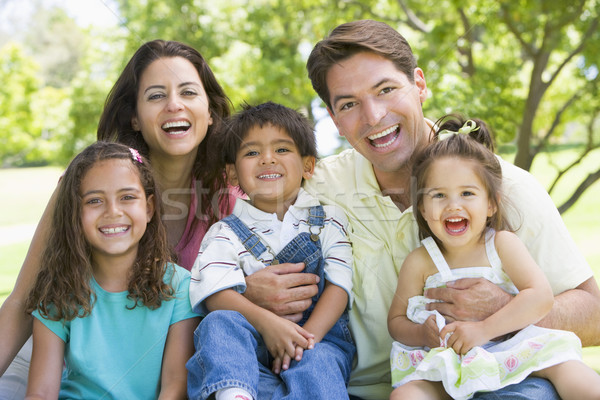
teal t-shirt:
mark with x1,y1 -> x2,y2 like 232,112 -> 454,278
32,264 -> 198,399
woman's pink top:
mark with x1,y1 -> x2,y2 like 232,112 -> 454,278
174,183 -> 238,270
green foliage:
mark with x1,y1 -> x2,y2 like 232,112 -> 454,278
2,0 -> 599,207
0,43 -> 43,166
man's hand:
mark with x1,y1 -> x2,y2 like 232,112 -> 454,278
425,278 -> 512,322
243,262 -> 319,323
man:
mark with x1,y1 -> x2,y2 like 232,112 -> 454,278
302,19 -> 600,399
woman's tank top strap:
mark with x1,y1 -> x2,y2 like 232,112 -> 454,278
484,228 -> 502,271
421,237 -> 454,280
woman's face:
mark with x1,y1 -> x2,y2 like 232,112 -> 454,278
132,56 -> 213,164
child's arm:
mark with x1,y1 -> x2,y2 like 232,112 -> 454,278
158,316 -> 200,399
388,248 -> 442,349
205,289 -> 314,368
441,231 -> 554,354
25,318 -> 64,400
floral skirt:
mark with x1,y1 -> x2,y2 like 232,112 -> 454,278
390,325 -> 581,400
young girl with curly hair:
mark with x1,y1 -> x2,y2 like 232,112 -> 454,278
25,142 -> 199,399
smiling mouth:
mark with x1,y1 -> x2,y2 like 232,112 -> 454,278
445,218 -> 468,234
100,226 -> 129,235
367,125 -> 399,148
258,173 -> 282,179
161,121 -> 191,135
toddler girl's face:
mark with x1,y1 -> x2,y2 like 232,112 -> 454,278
80,159 -> 154,265
227,124 -> 314,215
419,156 -> 496,249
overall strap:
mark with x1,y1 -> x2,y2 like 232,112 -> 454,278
221,214 -> 267,260
421,237 -> 454,281
307,205 -> 325,242
484,228 -> 502,270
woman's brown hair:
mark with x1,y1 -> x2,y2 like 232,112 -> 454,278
97,40 -> 232,242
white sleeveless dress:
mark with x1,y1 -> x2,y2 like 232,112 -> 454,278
390,229 -> 582,399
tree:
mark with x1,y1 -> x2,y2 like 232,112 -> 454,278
66,0 -> 600,212
24,6 -> 85,88
0,43 -> 42,166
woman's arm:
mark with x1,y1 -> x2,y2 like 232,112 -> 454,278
158,317 -> 200,400
0,186 -> 58,375
24,318 -> 64,400
387,249 -> 441,349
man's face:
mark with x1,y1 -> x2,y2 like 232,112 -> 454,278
326,51 -> 430,175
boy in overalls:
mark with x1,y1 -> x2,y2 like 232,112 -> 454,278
187,102 -> 355,400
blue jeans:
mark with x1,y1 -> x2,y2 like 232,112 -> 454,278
472,377 -> 559,399
346,377 -> 559,400
187,310 -> 355,400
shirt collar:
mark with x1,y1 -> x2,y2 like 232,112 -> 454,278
232,187 -> 318,224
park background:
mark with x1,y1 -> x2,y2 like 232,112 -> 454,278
1,0 -> 599,371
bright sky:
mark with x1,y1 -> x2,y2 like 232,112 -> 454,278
51,0 -> 120,27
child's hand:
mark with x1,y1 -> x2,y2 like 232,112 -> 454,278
272,337 -> 315,374
421,314 -> 442,348
261,315 -> 314,372
440,321 -> 489,355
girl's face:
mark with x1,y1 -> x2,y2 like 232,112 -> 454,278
226,124 -> 315,217
419,156 -> 496,250
131,56 -> 213,164
80,159 -> 154,266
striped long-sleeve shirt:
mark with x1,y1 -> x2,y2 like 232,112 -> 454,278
189,188 -> 353,316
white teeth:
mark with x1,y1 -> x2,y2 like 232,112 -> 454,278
100,226 -> 128,234
446,218 -> 464,222
368,125 -> 398,140
258,174 -> 281,179
162,121 -> 191,130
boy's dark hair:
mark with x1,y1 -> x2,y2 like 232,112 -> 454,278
220,101 -> 318,165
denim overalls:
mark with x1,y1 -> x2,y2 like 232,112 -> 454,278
187,206 -> 356,400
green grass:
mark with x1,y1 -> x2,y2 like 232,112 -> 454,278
0,166 -> 61,304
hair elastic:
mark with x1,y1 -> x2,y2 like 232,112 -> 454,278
129,148 -> 143,163
438,119 -> 480,141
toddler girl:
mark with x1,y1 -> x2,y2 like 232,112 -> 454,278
387,115 -> 600,400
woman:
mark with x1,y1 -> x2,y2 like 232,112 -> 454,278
0,40 -> 318,398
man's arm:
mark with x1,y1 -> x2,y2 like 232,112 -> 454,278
536,277 -> 600,346
426,276 -> 600,346
243,262 -> 319,323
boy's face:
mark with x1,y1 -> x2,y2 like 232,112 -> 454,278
227,124 -> 315,215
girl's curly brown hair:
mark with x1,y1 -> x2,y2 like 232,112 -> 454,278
26,141 -> 175,321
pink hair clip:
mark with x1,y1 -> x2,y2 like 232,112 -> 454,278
129,148 -> 143,163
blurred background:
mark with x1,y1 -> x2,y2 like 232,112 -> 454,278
0,0 -> 599,368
